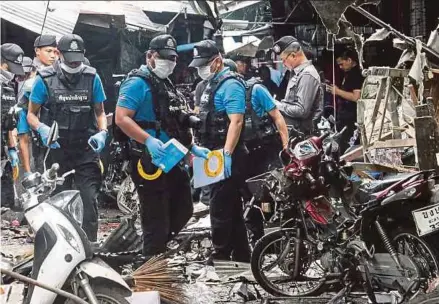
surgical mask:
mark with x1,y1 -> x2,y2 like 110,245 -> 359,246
151,58 -> 176,79
197,64 -> 215,81
60,59 -> 84,74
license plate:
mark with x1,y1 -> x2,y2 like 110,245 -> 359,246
412,203 -> 439,236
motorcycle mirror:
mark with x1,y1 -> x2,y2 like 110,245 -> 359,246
47,122 -> 59,147
279,150 -> 292,167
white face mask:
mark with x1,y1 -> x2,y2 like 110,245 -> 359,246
60,60 -> 84,74
152,58 -> 176,79
197,64 -> 215,81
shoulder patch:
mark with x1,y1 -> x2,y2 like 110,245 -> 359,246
82,65 -> 97,75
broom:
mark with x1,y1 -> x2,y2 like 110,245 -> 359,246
127,255 -> 189,304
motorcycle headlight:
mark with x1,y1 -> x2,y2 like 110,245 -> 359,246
47,190 -> 84,227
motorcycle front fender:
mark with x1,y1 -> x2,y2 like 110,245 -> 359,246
79,257 -> 131,294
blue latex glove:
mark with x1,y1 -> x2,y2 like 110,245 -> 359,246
224,153 -> 232,178
145,137 -> 165,159
191,145 -> 210,160
8,149 -> 19,167
88,130 -> 108,153
23,171 -> 32,178
37,123 -> 60,149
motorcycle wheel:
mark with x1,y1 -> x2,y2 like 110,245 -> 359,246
64,283 -> 130,304
392,230 -> 439,285
251,228 -> 326,297
117,176 -> 139,215
408,290 -> 439,303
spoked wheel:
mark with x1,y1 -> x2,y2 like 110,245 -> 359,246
251,229 -> 326,297
393,232 -> 439,289
64,283 -> 130,304
117,176 -> 139,215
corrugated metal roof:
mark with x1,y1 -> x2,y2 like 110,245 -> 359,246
1,1 -> 80,39
1,1 -> 165,37
79,1 -> 164,32
131,1 -> 200,15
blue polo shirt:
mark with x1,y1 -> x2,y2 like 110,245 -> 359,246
212,67 -> 246,114
251,84 -> 276,117
30,74 -> 106,105
116,65 -> 171,142
17,93 -> 30,135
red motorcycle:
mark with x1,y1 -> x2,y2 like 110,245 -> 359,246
249,129 -> 439,299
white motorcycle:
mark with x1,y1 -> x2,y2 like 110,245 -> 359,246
13,122 -> 132,304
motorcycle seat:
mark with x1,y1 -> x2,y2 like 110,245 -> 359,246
354,173 -> 412,205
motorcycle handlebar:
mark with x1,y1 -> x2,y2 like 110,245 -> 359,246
305,172 -> 316,185
47,163 -> 59,180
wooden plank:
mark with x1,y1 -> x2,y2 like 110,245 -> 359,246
416,104 -> 431,117
414,116 -> 439,171
341,146 -> 363,161
377,77 -> 392,141
367,77 -> 387,144
371,138 -> 416,149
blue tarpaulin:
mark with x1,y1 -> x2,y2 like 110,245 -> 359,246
177,43 -> 196,52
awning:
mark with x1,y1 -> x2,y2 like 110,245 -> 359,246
1,1 -> 80,39
223,36 -> 261,57
1,1 -> 165,38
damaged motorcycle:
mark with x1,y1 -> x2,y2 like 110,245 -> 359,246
249,129 -> 439,302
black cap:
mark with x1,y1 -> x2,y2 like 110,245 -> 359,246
148,34 -> 177,58
272,36 -> 301,55
57,34 -> 85,63
1,43 -> 25,75
189,40 -> 220,68
34,35 -> 57,48
22,57 -> 34,73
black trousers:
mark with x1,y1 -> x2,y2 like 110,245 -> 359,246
131,155 -> 193,257
245,141 -> 283,245
43,141 -> 102,242
1,160 -> 15,208
209,147 -> 251,262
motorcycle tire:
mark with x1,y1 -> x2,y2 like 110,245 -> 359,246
408,290 -> 439,304
390,227 -> 439,285
64,282 -> 130,304
251,228 -> 326,297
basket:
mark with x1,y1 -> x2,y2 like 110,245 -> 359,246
246,169 -> 290,201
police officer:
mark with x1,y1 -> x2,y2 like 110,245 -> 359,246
33,35 -> 58,69
190,40 -> 251,262
17,35 -> 58,177
220,59 -> 289,245
272,36 -> 323,135
27,34 -> 108,242
1,43 -> 25,208
115,34 -> 210,258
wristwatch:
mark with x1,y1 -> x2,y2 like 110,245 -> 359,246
224,150 -> 232,157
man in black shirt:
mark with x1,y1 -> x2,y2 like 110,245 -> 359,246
327,49 -> 364,153
259,65 -> 279,97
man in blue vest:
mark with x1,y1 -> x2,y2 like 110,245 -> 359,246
190,40 -> 251,262
115,34 -> 210,258
27,34 -> 108,242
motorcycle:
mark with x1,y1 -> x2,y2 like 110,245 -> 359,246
5,122 -> 132,304
249,129 -> 439,300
